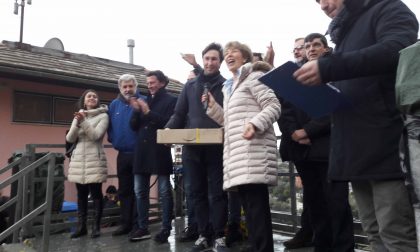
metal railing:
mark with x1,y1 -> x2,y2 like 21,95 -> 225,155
0,142 -> 368,250
0,150 -> 57,252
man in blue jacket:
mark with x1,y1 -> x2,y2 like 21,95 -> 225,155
166,42 -> 228,252
295,0 -> 419,251
108,74 -> 144,236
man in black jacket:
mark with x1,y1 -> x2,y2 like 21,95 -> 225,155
166,42 -> 228,252
280,33 -> 354,252
280,37 -> 314,250
129,70 -> 177,244
296,1 -> 419,251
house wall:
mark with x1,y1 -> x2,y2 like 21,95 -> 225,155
0,77 -> 120,203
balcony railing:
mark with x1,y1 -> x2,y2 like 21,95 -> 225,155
0,143 -> 369,251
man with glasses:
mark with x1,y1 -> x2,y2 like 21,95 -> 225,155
278,37 -> 313,250
292,38 -> 307,67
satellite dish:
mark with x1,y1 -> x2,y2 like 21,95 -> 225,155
44,38 -> 64,51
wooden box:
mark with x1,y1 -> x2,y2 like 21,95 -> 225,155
157,128 -> 223,145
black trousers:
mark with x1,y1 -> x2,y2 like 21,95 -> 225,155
238,184 -> 274,252
184,145 -> 227,239
116,152 -> 137,230
75,183 -> 103,205
294,165 -> 313,239
296,161 -> 355,252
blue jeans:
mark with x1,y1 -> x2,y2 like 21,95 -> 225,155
134,174 -> 173,231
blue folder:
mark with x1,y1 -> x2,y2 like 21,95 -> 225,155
259,61 -> 351,118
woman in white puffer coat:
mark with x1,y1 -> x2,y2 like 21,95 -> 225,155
66,89 -> 109,239
204,41 -> 281,252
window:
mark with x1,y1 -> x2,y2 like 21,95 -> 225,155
13,91 -> 78,125
54,97 -> 78,124
14,92 -> 52,123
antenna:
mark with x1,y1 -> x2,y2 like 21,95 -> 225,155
13,1 -> 18,14
13,0 -> 32,43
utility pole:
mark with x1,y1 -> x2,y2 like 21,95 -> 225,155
14,0 -> 32,43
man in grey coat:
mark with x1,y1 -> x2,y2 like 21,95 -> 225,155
295,0 -> 419,251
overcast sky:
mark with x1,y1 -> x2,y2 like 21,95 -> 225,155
0,0 -> 419,82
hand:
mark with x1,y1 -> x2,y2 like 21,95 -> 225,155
74,111 -> 86,125
242,123 -> 256,140
201,92 -> 215,109
298,138 -> 311,145
128,97 -> 141,111
264,41 -> 275,66
181,53 -> 198,67
137,99 -> 151,114
291,129 -> 308,142
293,60 -> 322,86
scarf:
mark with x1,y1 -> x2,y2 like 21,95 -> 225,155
327,7 -> 349,45
328,0 -> 382,45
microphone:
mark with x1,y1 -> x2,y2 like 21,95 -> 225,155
202,83 -> 209,110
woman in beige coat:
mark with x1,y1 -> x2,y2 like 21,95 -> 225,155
204,41 -> 281,252
66,89 -> 109,239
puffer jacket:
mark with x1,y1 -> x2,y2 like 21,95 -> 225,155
207,62 -> 281,190
66,105 -> 109,184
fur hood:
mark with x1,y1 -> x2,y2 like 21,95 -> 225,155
238,62 -> 273,84
252,61 -> 273,73
82,104 -> 108,117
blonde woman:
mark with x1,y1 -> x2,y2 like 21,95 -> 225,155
66,89 -> 109,239
204,41 -> 281,252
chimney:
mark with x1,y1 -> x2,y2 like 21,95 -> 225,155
127,39 -> 135,64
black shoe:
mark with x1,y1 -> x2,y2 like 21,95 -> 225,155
177,225 -> 199,242
154,229 -> 171,244
188,235 -> 211,252
91,227 -> 100,238
283,233 -> 313,249
129,228 -> 151,242
70,225 -> 87,239
112,226 -> 131,236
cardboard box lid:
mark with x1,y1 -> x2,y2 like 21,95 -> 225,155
157,128 -> 223,145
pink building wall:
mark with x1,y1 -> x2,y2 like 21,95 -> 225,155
0,78 -> 120,202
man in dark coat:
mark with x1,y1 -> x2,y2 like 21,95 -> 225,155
279,37 -> 314,250
129,70 -> 177,244
166,42 -> 228,252
295,0 -> 419,251
280,33 -> 354,252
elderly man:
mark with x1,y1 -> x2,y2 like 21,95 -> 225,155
107,74 -> 144,236
295,0 -> 419,251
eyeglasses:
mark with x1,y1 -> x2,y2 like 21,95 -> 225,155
292,45 -> 304,53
